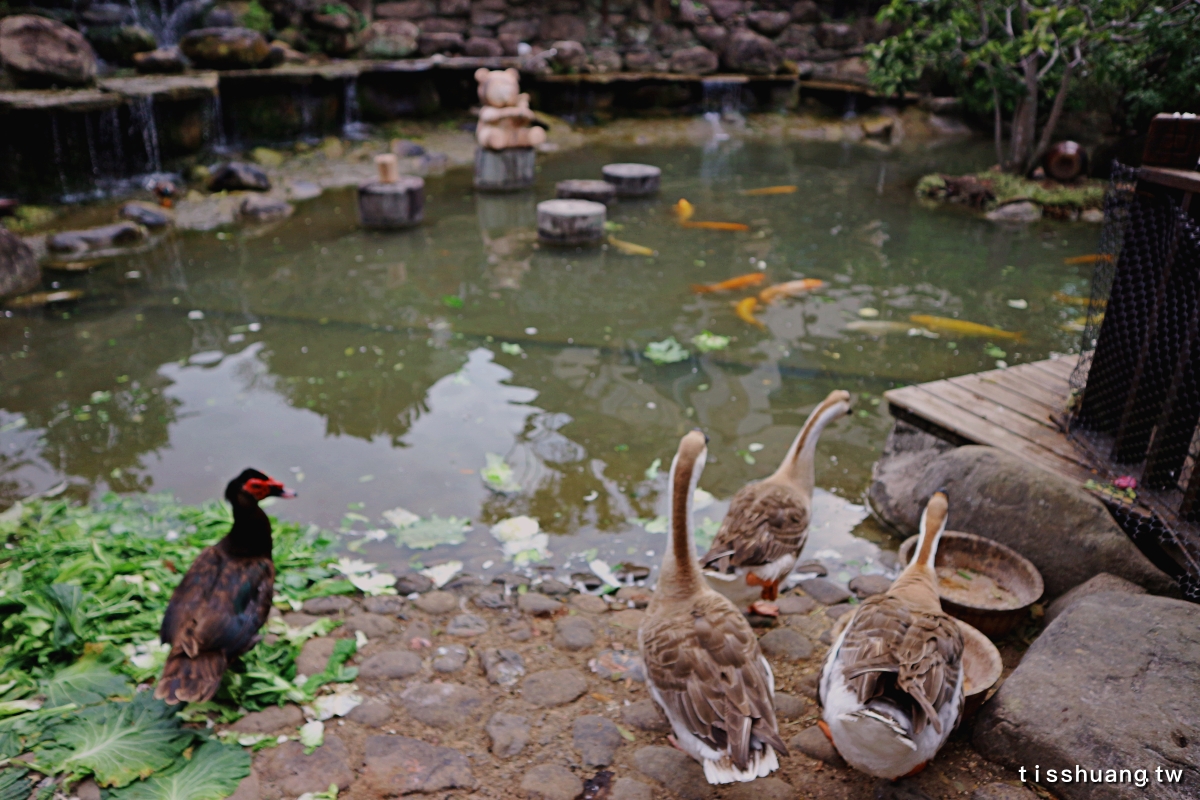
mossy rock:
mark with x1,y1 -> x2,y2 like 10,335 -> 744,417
917,170 -> 1104,214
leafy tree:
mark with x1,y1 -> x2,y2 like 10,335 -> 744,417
866,0 -> 1188,174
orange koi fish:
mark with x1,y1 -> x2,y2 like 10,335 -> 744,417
682,220 -> 751,231
758,278 -> 825,304
909,314 -> 1024,341
691,273 -> 767,294
607,235 -> 655,256
1063,254 -> 1113,265
1052,291 -> 1106,308
735,296 -> 765,329
740,185 -> 798,196
675,198 -> 695,222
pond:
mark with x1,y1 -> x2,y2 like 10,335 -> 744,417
0,129 -> 1098,590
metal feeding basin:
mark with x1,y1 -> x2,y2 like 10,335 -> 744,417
898,530 -> 1044,638
957,618 -> 1003,718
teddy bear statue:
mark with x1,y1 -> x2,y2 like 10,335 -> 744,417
475,68 -> 547,150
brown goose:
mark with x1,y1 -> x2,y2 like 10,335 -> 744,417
701,389 -> 852,614
818,490 -> 965,779
640,430 -> 788,784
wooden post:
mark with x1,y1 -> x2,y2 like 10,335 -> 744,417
601,163 -> 661,197
537,199 -> 606,246
358,157 -> 425,229
475,147 -> 536,192
556,179 -> 617,205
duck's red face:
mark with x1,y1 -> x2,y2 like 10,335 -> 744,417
243,477 -> 295,501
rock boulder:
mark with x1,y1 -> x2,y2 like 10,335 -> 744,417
85,25 -> 157,65
0,15 -> 98,87
209,162 -> 272,192
973,593 -> 1200,799
363,19 -> 419,58
869,430 -> 1174,597
722,30 -> 780,75
669,45 -> 717,75
0,228 -> 40,301
180,27 -> 270,69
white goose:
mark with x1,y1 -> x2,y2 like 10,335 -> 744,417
818,490 -> 964,779
640,430 -> 788,784
701,390 -> 852,615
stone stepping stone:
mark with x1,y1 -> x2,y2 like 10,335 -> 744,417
301,595 -> 355,615
537,199 -> 606,246
553,615 -> 596,651
396,572 -> 433,594
571,594 -> 608,613
399,682 -> 485,729
363,595 -> 408,615
446,612 -> 489,636
776,594 -> 816,616
473,590 -> 512,609
773,691 -> 807,720
589,649 -> 645,682
848,573 -> 892,598
481,648 -> 525,686
556,178 -> 617,204
346,699 -> 392,727
414,590 -> 458,614
825,602 -> 855,619
362,735 -> 477,794
230,704 -> 302,733
759,628 -> 813,660
432,643 -> 469,673
404,620 -> 433,649
573,715 -> 624,766
517,593 -> 562,616
520,764 -> 581,800
359,649 -> 423,679
724,777 -> 796,800
611,778 -> 653,800
297,637 -> 336,676
633,746 -> 713,800
798,577 -> 852,605
601,163 -> 661,197
789,726 -> 844,766
522,669 -> 587,707
345,612 -> 397,637
474,146 -> 535,191
358,167 -> 425,230
256,736 -> 353,798
622,699 -> 669,732
486,712 -> 530,757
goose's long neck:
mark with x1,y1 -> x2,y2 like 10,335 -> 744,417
222,494 -> 273,558
890,492 -> 948,608
773,395 -> 848,490
660,447 -> 705,598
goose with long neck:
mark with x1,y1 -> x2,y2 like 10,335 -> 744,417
818,491 -> 965,779
640,430 -> 788,785
701,389 -> 852,615
156,468 -> 295,704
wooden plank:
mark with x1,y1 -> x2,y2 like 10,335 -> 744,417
1139,166 -> 1200,195
1027,356 -> 1078,380
919,382 -> 1089,466
1018,363 -> 1074,398
950,373 -> 1058,425
885,388 -> 1095,484
975,368 -> 1067,410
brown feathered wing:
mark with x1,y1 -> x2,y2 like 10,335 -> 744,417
642,592 -> 787,770
701,482 -> 808,573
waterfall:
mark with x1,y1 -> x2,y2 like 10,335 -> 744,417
703,111 -> 730,143
158,0 -> 214,45
700,78 -> 749,121
210,92 -> 228,151
343,76 -> 369,139
132,97 -> 162,173
50,113 -> 69,198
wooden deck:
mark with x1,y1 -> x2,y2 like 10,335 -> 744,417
884,355 -> 1099,486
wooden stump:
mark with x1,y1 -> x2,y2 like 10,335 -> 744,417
475,146 -> 536,192
537,199 -> 606,246
601,163 -> 661,197
556,179 -> 617,205
358,175 -> 425,229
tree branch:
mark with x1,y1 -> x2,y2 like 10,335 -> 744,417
1029,50 -> 1081,172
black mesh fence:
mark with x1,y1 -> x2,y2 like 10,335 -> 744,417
1068,162 -> 1200,599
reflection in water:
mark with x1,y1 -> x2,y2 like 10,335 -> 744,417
0,138 -> 1098,586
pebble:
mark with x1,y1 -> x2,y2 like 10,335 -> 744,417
359,649 -> 423,679
573,715 -> 624,766
520,764 -> 582,800
73,780 -> 101,800
849,574 -> 892,598
589,649 -> 646,682
522,669 -> 588,708
362,735 -> 477,794
774,692 -> 807,720
571,594 -> 608,614
362,595 -> 407,615
615,586 -> 652,608
503,617 -> 533,641
481,648 -> 525,686
796,673 -> 819,700
758,628 -> 814,660
398,682 -> 485,729
554,615 -> 596,651
518,593 -> 563,616
725,777 -> 796,800
296,637 -> 336,676
538,578 -> 572,595
493,572 -> 530,590
795,559 -> 829,576
231,704 -> 303,733
395,573 -> 433,594
282,612 -> 320,627
798,578 -> 852,605
415,590 -> 458,614
789,726 -> 844,766
608,609 -> 645,630
633,746 -> 714,800
302,595 -> 356,615
346,699 -> 392,727
486,711 -> 530,757
826,602 -> 856,619
345,612 -> 397,637
611,777 -> 653,800
404,620 -> 433,649
971,783 -> 1039,800
777,594 -> 817,616
622,699 -> 670,732
432,643 -> 470,673
255,736 -> 353,798
474,590 -> 512,609
447,613 -> 489,636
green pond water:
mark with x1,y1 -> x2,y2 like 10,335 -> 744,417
0,134 -> 1099,588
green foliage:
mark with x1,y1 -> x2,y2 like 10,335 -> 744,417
33,692 -> 194,787
643,337 -> 690,365
0,767 -> 31,800
111,741 -> 250,800
39,652 -> 132,706
241,0 -> 273,35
